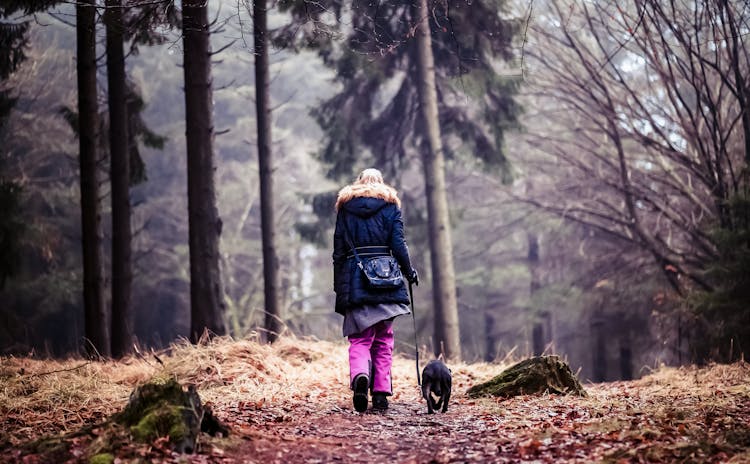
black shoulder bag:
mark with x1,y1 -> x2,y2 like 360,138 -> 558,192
340,216 -> 403,290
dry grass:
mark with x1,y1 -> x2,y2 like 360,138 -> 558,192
3,335 -> 748,458
0,335 -> 510,446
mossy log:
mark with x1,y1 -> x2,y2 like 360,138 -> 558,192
467,355 -> 587,398
115,378 -> 228,453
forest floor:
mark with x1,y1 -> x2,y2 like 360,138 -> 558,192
1,337 -> 749,463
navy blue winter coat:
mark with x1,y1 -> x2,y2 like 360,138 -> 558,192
333,196 -> 414,314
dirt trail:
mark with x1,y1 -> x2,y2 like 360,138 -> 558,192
224,400 -> 502,463
215,368 -> 750,464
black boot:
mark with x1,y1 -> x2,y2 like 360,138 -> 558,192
372,393 -> 388,410
352,374 -> 369,412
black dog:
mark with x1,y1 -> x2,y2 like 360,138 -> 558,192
421,359 -> 451,414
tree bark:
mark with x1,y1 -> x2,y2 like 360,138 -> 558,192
527,232 -> 547,356
413,0 -> 460,360
484,312 -> 496,362
105,0 -> 133,358
619,340 -> 633,381
76,0 -> 109,357
254,0 -> 281,342
591,311 -> 606,382
183,0 -> 226,341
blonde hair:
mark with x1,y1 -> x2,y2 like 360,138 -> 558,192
356,168 -> 384,185
335,168 -> 401,211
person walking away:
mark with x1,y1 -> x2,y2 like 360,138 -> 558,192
332,168 -> 419,412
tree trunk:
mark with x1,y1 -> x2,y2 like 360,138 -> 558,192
527,232 -> 546,356
183,0 -> 226,342
105,0 -> 133,358
484,311 -> 496,362
413,0 -> 460,360
619,340 -> 633,380
254,0 -> 281,343
76,0 -> 109,357
591,311 -> 606,382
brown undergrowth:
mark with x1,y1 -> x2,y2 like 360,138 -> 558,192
1,336 -> 749,463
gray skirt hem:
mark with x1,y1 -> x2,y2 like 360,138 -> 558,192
342,303 -> 411,337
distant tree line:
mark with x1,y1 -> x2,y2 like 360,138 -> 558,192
1,0 -> 229,357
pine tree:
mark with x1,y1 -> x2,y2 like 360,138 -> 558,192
183,0 -> 226,341
105,0 -> 133,358
276,0 -> 521,180
689,193 -> 750,363
254,0 -> 282,342
77,0 -> 110,356
278,0 -> 521,358
413,0 -> 460,358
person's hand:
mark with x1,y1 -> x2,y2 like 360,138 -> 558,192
407,268 -> 419,286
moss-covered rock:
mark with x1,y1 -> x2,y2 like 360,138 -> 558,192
88,453 -> 115,464
129,404 -> 190,443
115,377 -> 224,453
467,355 -> 587,398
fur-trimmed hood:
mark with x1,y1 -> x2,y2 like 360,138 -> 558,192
335,182 -> 401,212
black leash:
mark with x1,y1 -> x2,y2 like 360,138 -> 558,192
409,281 -> 421,386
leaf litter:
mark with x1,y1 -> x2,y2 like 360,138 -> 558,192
1,336 -> 749,463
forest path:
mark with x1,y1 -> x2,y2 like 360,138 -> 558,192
214,365 -> 750,464
225,404 -> 499,462
223,400 -> 504,463
2,341 -> 749,463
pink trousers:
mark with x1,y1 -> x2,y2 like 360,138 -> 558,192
348,320 -> 394,394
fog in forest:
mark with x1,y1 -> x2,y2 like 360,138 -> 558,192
1,0 -> 747,382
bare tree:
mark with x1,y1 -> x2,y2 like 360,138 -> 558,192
521,0 -> 748,293
183,0 -> 226,341
77,0 -> 109,356
512,0 -> 750,363
254,0 -> 281,342
106,0 -> 133,357
414,0 -> 461,360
